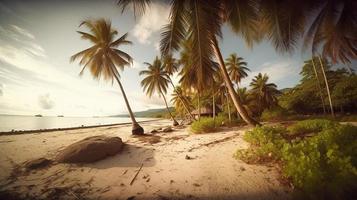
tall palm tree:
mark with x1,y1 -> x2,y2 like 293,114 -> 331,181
226,53 -> 250,87
140,56 -> 179,126
171,86 -> 193,119
118,0 -> 356,125
163,54 -> 195,120
118,0 -> 260,126
250,73 -> 281,115
70,19 -> 143,135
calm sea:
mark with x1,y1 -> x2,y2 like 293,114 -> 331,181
0,115 -> 155,132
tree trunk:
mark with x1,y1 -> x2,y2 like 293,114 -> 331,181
212,38 -> 259,126
225,87 -> 231,123
161,91 -> 178,126
168,77 -> 195,121
318,56 -> 335,117
112,71 -> 144,135
198,92 -> 201,120
213,94 -> 216,123
311,58 -> 326,114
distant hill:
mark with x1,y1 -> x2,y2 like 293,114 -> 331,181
280,88 -> 292,94
112,107 -> 174,118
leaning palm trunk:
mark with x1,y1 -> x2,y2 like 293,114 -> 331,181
160,91 -> 179,126
318,56 -> 335,117
212,38 -> 259,126
168,77 -> 195,121
112,70 -> 144,135
311,58 -> 327,114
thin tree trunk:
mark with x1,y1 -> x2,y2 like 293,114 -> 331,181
112,70 -> 143,135
318,56 -> 335,117
160,91 -> 178,126
311,58 -> 326,114
198,92 -> 201,120
212,38 -> 259,126
225,87 -> 231,123
213,94 -> 216,122
168,77 -> 195,121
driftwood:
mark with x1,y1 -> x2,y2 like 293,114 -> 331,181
130,163 -> 144,185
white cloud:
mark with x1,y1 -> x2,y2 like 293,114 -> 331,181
240,60 -> 300,88
0,83 -> 3,96
132,60 -> 145,69
10,25 -> 35,39
132,3 -> 169,44
38,93 -> 55,109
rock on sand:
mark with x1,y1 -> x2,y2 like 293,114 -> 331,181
55,136 -> 123,163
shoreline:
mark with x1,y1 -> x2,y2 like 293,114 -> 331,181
0,118 -> 162,136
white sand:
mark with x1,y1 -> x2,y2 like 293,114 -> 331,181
0,119 -> 291,200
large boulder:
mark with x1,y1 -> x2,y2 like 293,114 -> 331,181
55,136 -> 123,163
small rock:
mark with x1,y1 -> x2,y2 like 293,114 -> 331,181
240,166 -> 246,171
146,178 -> 150,182
162,126 -> 173,132
185,155 -> 192,160
170,180 -> 174,184
193,183 -> 201,187
24,158 -> 52,171
127,196 -> 135,200
150,129 -> 158,134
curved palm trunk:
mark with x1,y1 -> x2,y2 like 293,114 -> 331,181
318,56 -> 335,117
212,38 -> 259,126
160,91 -> 179,126
311,58 -> 326,114
113,73 -> 144,135
168,77 -> 195,121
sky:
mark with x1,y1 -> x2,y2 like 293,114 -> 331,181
0,0 -> 349,117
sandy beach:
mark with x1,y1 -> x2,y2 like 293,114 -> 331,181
0,119 -> 291,200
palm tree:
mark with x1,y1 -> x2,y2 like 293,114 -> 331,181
226,53 -> 250,87
118,0 -> 356,125
70,19 -> 143,135
171,86 -> 193,119
163,54 -> 195,120
140,56 -> 179,126
118,0 -> 260,126
250,73 -> 281,115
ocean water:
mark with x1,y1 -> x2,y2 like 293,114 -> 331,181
0,115 -> 154,132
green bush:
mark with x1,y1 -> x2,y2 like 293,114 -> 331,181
261,106 -> 289,121
190,117 -> 221,134
235,120 -> 357,200
287,119 -> 338,136
282,124 -> 357,200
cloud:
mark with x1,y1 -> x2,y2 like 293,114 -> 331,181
132,3 -> 169,44
38,93 -> 55,109
132,60 -> 145,69
240,60 -> 300,88
10,25 -> 35,39
0,83 -> 3,96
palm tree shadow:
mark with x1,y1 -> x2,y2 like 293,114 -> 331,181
85,144 -> 156,169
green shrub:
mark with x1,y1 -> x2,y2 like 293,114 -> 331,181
287,119 -> 338,136
191,117 -> 220,134
281,124 -> 357,199
261,106 -> 289,121
235,121 -> 357,199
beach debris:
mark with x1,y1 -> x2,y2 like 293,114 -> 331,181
146,178 -> 150,182
162,126 -> 173,132
240,166 -> 246,171
130,163 -> 144,185
193,183 -> 202,187
55,136 -> 123,163
185,155 -> 192,160
122,169 -> 128,175
170,180 -> 174,184
150,129 -> 158,133
127,196 -> 136,200
23,157 -> 52,171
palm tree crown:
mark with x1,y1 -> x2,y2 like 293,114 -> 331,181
226,53 -> 250,85
250,73 -> 281,110
70,19 -> 133,80
140,56 -> 170,97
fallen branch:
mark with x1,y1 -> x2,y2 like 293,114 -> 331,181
130,163 -> 143,185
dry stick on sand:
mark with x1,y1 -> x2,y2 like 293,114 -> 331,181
130,163 -> 144,185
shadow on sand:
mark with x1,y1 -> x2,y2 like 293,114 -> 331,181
84,143 -> 156,169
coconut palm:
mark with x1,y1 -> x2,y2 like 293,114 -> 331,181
318,55 -> 335,117
118,0 -> 260,126
70,19 -> 143,135
163,54 -> 195,120
226,53 -> 250,87
140,56 -> 179,126
250,73 -> 281,115
171,86 -> 193,119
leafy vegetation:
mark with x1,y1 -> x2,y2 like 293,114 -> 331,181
190,117 -> 221,134
261,106 -> 289,121
235,120 -> 357,199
